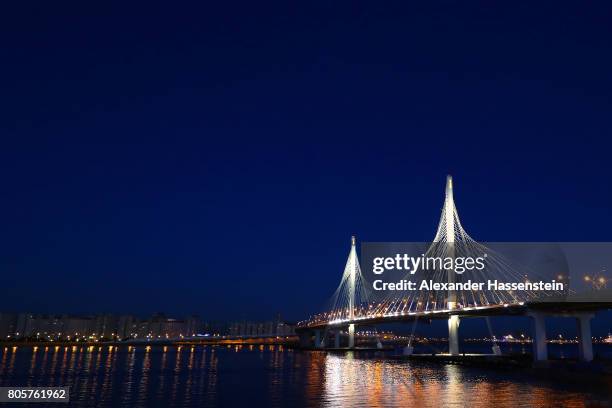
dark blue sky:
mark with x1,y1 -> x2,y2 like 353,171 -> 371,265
1,2 -> 611,333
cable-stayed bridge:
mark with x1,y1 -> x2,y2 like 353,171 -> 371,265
296,176 -> 612,362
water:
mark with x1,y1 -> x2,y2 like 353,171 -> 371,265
0,344 -> 610,407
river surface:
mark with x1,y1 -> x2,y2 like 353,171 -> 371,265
0,344 -> 610,407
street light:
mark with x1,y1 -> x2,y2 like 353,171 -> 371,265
583,269 -> 608,290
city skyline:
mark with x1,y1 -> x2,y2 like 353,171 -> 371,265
0,311 -> 295,341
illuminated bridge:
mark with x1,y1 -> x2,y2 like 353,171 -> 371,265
296,176 -> 612,362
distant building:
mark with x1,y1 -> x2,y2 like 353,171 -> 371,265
229,316 -> 295,337
94,314 -> 119,339
201,321 -> 229,336
61,315 -> 94,340
276,321 -> 295,336
16,313 -> 63,339
16,313 -> 34,338
117,315 -> 137,339
141,313 -> 196,339
0,313 -> 17,339
185,315 -> 202,336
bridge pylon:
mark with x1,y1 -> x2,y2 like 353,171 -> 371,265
437,175 -> 461,355
348,235 -> 357,348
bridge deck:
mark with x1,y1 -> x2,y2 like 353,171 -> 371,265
297,302 -> 612,331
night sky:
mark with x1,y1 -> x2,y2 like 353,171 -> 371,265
1,2 -> 611,334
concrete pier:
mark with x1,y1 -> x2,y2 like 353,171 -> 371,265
448,315 -> 460,355
530,312 -> 548,361
314,330 -> 323,349
348,324 -> 355,348
528,311 -> 595,362
576,313 -> 594,362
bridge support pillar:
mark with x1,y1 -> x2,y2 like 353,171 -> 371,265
529,312 -> 548,361
576,313 -> 594,362
348,324 -> 355,348
448,315 -> 460,355
314,330 -> 323,348
492,344 -> 502,356
298,331 -> 311,348
334,331 -> 340,348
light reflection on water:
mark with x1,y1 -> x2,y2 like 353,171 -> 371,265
318,352 -> 602,408
0,345 -> 609,407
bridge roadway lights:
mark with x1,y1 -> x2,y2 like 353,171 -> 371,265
348,324 -> 355,348
448,315 -> 460,355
